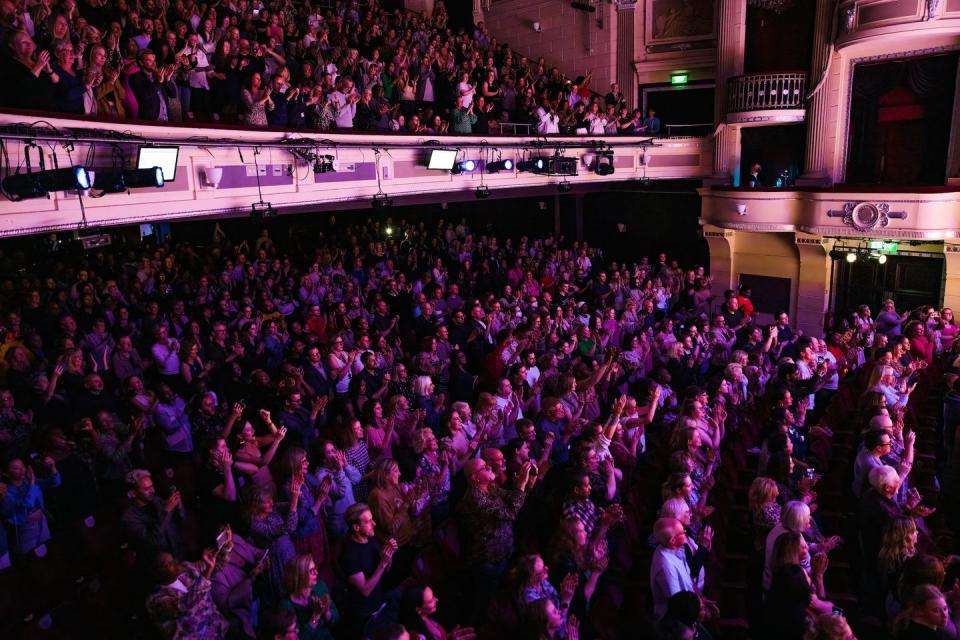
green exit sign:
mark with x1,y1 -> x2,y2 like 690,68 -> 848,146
868,241 -> 899,253
671,73 -> 688,85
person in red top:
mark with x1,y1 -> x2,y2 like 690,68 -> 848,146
305,304 -> 328,343
736,285 -> 755,319
905,321 -> 934,365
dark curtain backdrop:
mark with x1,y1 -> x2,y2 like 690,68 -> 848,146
846,54 -> 958,185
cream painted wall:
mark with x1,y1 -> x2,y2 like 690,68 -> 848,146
730,231 -> 801,324
482,0 -> 619,95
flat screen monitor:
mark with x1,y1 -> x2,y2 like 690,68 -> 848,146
137,146 -> 179,182
426,149 -> 457,170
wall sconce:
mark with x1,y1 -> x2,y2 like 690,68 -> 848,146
203,167 -> 223,189
736,203 -> 748,216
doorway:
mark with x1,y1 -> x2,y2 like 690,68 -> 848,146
831,252 -> 944,316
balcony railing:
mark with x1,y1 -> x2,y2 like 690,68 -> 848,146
727,72 -> 807,113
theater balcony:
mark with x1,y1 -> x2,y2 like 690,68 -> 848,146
0,112 -> 713,237
725,72 -> 807,126
837,0 -> 960,50
698,183 -> 960,337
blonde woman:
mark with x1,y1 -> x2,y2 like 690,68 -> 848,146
367,458 -> 427,549
804,613 -> 855,640
878,517 -> 918,597
749,476 -> 781,552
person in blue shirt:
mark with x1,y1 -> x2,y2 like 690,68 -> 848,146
642,108 -> 661,135
1,456 -> 61,554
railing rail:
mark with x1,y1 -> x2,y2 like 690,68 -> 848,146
727,72 -> 807,113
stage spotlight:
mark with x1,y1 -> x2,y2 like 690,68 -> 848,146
595,150 -> 615,176
452,159 -> 477,174
475,185 -> 490,199
845,252 -> 857,263
878,254 -> 887,264
517,157 -> 547,173
126,167 -> 165,188
486,159 -> 514,173
558,180 -> 573,193
2,166 -> 90,201
94,167 -> 165,193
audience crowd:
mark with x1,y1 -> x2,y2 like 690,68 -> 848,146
0,0 -> 662,136
0,211 -> 958,640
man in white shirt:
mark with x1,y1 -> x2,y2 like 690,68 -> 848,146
330,77 -> 359,129
523,350 -> 540,388
650,517 -> 695,619
537,103 -> 559,135
151,326 -> 181,382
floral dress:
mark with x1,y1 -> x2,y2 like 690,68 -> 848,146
146,563 -> 229,639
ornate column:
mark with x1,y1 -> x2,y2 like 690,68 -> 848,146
798,0 -> 838,187
616,1 -> 638,110
943,243 -> 960,310
794,233 -> 833,337
710,0 -> 747,184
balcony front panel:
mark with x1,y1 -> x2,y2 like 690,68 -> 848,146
0,113 -> 713,237
699,186 -> 960,239
837,0 -> 960,48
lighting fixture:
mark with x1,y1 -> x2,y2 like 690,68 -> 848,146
372,193 -> 393,208
670,72 -> 689,85
517,158 -> 547,173
558,180 -> 573,193
846,252 -> 857,263
452,160 -> 477,175
2,166 -> 91,201
250,201 -> 276,221
475,185 -> 490,199
93,167 -> 165,193
547,156 -> 579,176
385,226 -> 394,236
595,150 -> 615,176
203,167 -> 223,188
486,159 -> 514,173
878,254 -> 887,264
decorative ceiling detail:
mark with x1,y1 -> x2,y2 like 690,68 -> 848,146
826,201 -> 908,232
